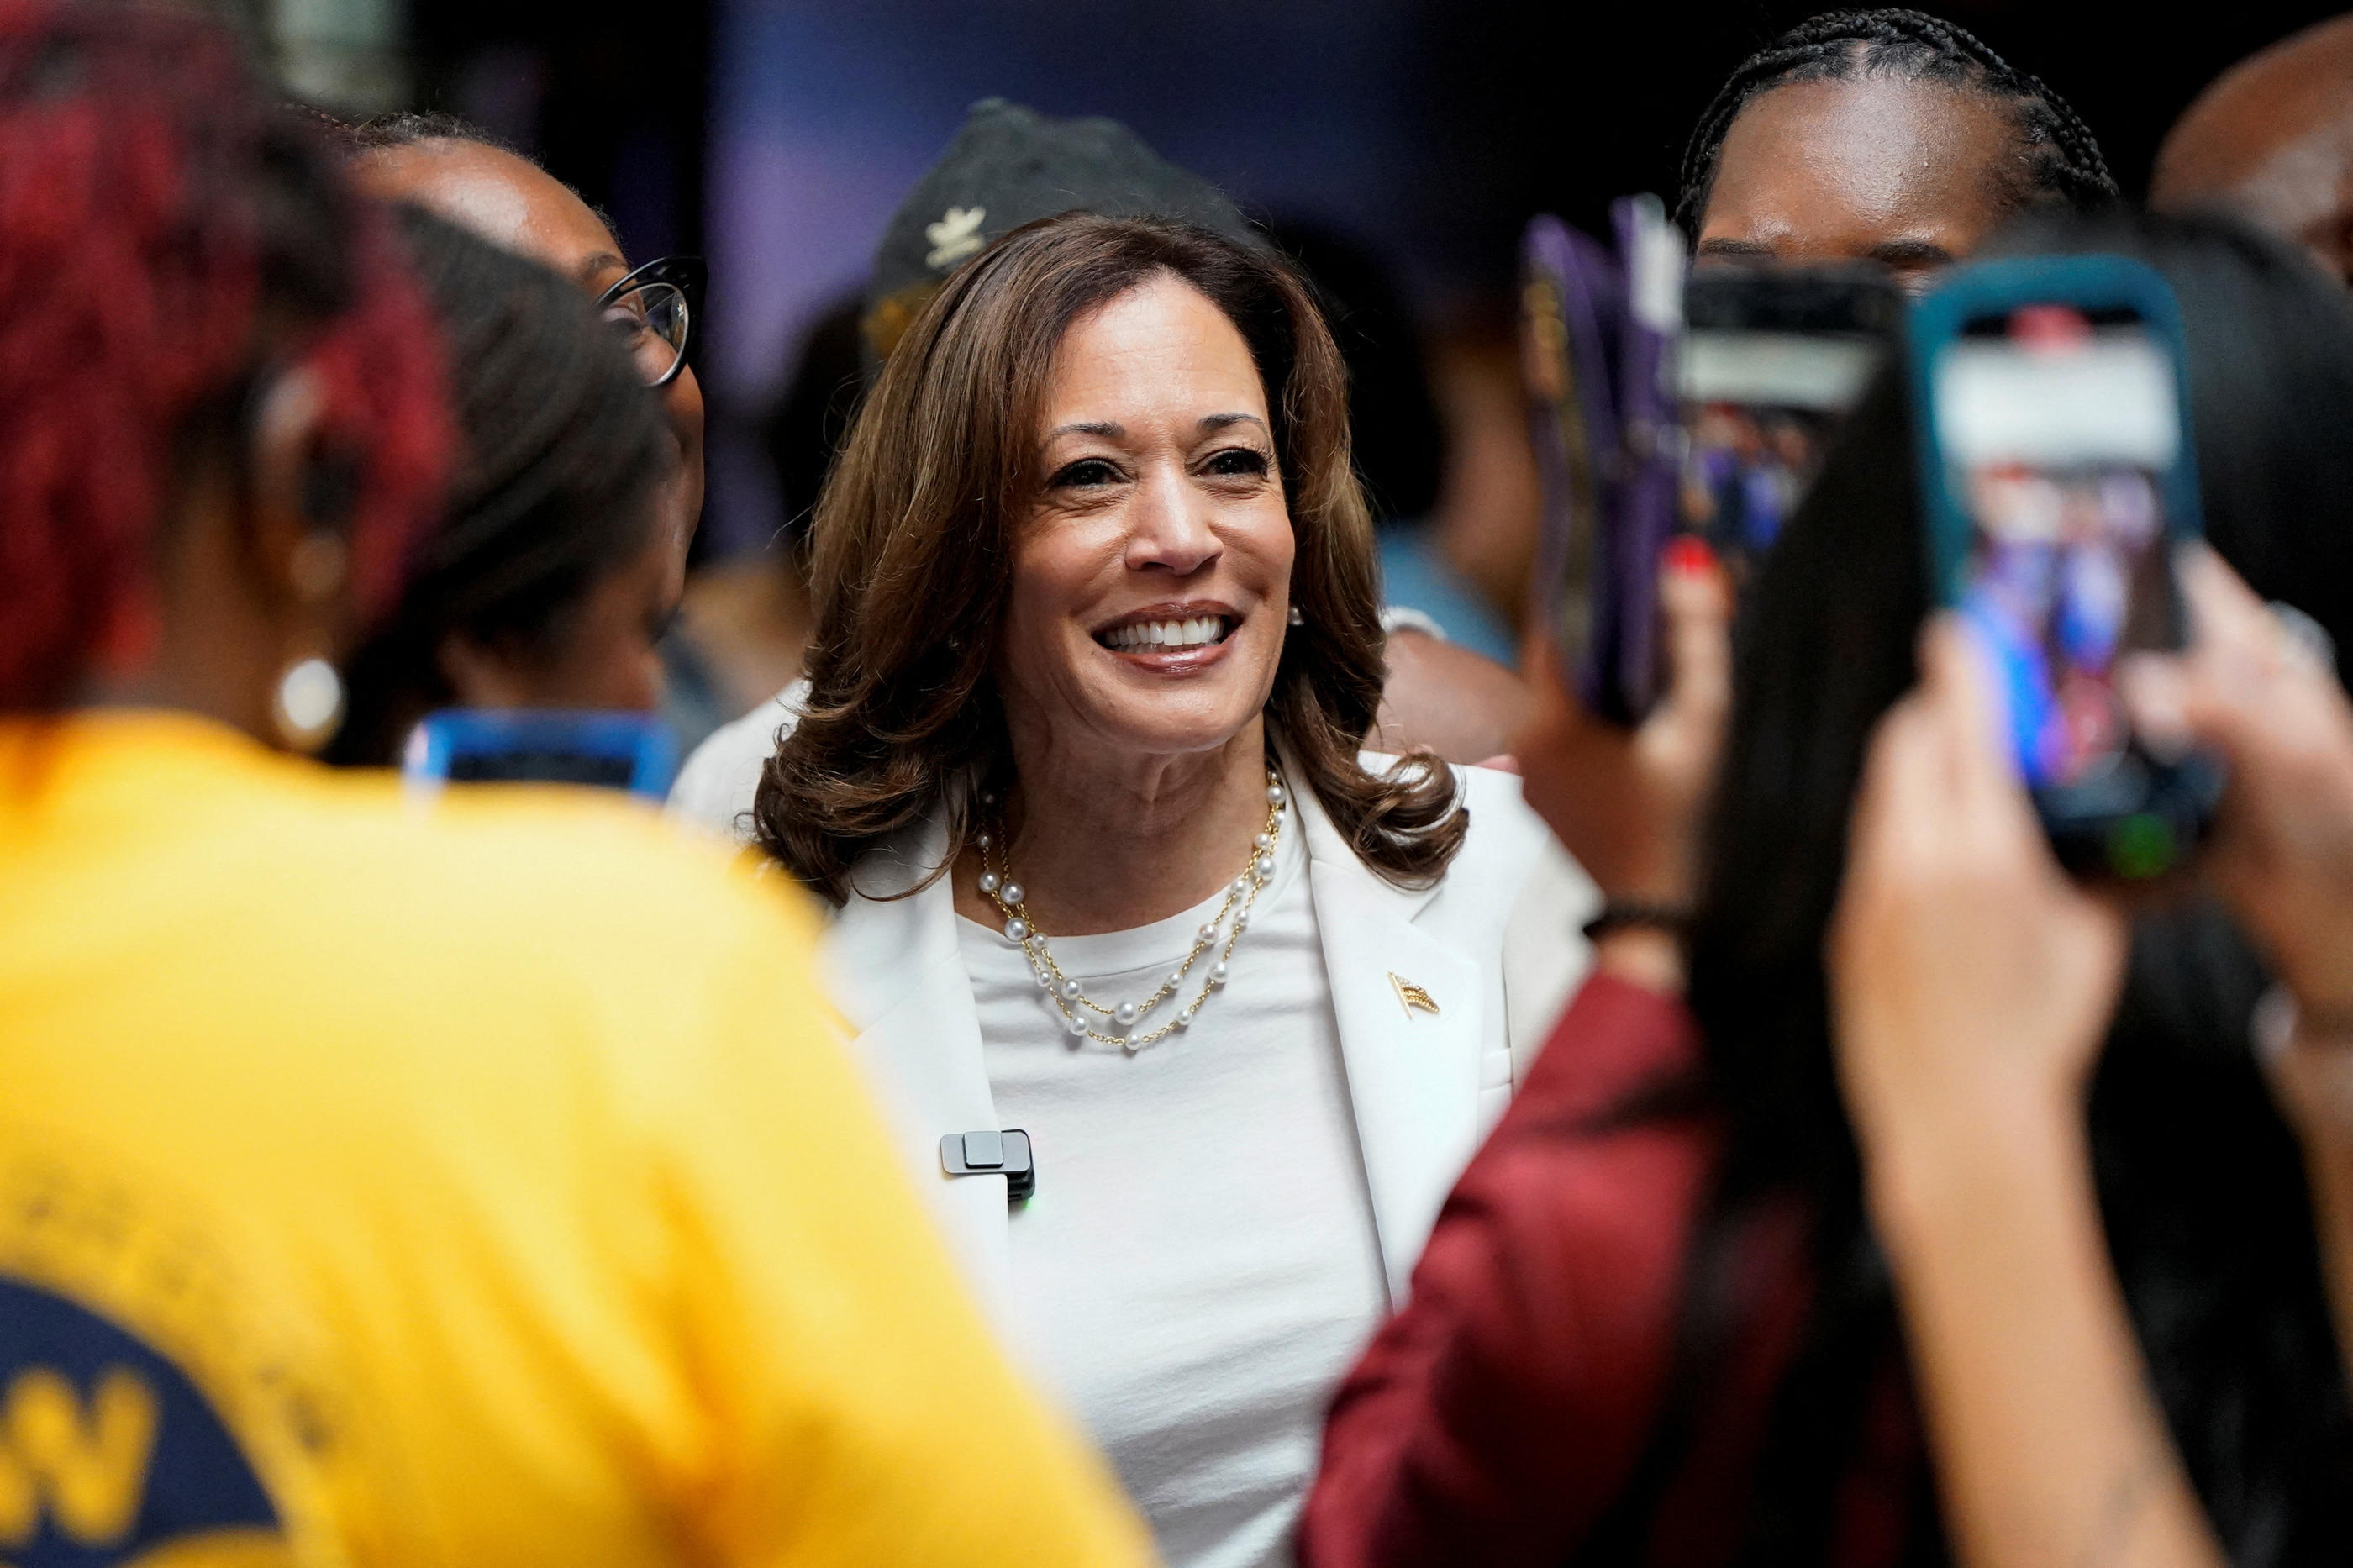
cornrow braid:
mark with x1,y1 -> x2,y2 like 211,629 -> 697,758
1675,8 -> 2119,234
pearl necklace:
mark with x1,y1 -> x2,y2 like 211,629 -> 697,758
978,767 -> 1290,1053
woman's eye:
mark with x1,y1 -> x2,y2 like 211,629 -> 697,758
1051,459 -> 1122,489
1204,448 -> 1271,478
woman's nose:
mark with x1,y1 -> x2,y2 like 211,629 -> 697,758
1124,465 -> 1221,576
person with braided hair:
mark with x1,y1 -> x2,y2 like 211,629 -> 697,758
0,5 -> 1153,1565
346,113 -> 708,574
1520,14 -> 2124,1231
324,205 -> 680,766
1680,8 -> 2115,291
1302,209 -> 2353,1568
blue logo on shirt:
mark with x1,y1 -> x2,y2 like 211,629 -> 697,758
0,1275 -> 284,1565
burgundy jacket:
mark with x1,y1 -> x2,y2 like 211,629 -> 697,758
1300,975 -> 1920,1568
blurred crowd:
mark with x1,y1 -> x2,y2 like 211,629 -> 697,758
10,3 -> 2353,1566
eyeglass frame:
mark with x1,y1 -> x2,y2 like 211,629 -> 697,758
596,255 -> 706,389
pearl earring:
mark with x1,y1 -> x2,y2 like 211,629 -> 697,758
1287,605 -> 1304,627
271,653 -> 344,753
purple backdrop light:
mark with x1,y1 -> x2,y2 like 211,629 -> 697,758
703,0 -> 1424,554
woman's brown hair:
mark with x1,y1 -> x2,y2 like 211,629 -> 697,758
753,212 -> 1466,903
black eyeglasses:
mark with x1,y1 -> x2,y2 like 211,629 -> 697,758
596,255 -> 705,388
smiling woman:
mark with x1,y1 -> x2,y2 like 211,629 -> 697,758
677,212 -> 1553,1567
758,216 -> 1462,903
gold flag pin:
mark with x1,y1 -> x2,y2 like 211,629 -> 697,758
1389,971 -> 1440,1018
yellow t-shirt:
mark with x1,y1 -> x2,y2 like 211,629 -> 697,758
0,712 -> 1151,1568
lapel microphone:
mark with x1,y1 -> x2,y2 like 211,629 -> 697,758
940,1129 -> 1035,1202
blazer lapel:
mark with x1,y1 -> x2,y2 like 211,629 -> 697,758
819,823 -> 1014,1323
1292,779 -> 1485,1304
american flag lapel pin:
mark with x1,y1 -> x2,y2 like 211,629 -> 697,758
1389,971 -> 1440,1018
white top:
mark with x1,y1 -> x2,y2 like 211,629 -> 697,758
668,680 -> 1597,1085
955,823 -> 1383,1568
669,687 -> 1591,1568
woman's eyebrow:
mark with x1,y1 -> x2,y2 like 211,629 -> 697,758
1047,420 -> 1124,439
576,251 -> 629,287
1199,413 -> 1267,433
1867,239 -> 1956,268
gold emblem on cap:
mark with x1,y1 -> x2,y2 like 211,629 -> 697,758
925,205 -> 988,269
1389,972 -> 1440,1018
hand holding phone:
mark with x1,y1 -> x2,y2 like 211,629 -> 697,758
2123,548 -> 2353,1024
1912,255 -> 2222,879
1523,213 -> 1898,728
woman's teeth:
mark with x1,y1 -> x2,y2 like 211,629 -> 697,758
1103,616 -> 1229,651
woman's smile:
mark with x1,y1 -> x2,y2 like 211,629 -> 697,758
1093,600 -> 1242,672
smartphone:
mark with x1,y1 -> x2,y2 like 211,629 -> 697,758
1910,255 -> 2221,879
1679,266 -> 1902,580
401,709 -> 678,801
1521,195 -> 1684,725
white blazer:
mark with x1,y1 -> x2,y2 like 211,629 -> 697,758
670,684 -> 1592,1320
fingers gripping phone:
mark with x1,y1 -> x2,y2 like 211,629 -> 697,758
401,709 -> 679,801
1911,255 -> 2222,879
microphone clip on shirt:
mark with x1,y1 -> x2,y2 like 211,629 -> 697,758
941,1129 -> 1036,1202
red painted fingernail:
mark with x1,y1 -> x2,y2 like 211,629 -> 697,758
1665,535 -> 1717,576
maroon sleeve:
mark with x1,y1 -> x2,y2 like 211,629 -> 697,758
1299,974 -> 1713,1568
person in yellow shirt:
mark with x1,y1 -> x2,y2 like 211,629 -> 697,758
0,6 -> 1150,1566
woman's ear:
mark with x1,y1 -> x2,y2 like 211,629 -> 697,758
245,366 -> 356,636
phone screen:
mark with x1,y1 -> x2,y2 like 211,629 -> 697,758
443,746 -> 645,789
1680,338 -> 1872,567
402,709 -> 677,800
1678,270 -> 1898,577
1935,308 -> 2182,798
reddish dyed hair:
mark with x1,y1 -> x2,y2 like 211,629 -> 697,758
0,0 -> 450,709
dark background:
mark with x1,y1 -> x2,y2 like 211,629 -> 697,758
403,0 -> 710,264
392,0 -> 2346,555
1430,0 -> 2345,258
400,0 -> 2348,289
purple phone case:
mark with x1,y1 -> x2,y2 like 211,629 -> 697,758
1608,196 -> 1682,725
1521,203 -> 1682,725
1522,215 -> 1618,716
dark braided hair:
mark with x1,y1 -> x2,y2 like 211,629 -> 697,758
0,0 -> 449,711
328,206 -> 666,765
1675,8 -> 2118,234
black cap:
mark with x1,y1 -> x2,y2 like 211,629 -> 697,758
865,98 -> 1261,360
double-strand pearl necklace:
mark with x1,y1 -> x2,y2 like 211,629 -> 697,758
978,767 -> 1290,1053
